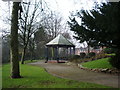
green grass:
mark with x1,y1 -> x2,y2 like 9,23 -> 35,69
24,60 -> 39,64
2,63 -> 112,88
0,65 -> 2,89
82,58 -> 113,69
106,53 -> 115,56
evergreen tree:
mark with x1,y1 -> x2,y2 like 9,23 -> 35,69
68,2 -> 120,69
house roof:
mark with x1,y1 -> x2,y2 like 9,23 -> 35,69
46,34 -> 75,47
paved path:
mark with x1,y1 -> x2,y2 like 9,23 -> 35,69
29,61 -> 119,88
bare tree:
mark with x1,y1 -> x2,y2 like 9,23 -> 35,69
19,0 -> 72,64
41,11 -> 64,40
19,0 -> 43,64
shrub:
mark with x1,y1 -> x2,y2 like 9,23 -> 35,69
87,52 -> 96,58
72,55 -> 80,59
109,54 -> 120,69
80,52 -> 86,58
69,55 -> 80,62
103,48 -> 115,54
95,53 -> 107,59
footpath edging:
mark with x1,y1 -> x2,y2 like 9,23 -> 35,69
66,62 -> 120,75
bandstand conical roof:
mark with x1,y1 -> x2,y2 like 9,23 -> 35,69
46,34 -> 75,47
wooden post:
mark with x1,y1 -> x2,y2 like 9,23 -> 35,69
45,47 -> 48,63
70,47 -> 71,55
70,47 -> 72,58
56,47 -> 59,63
66,47 -> 68,60
51,47 -> 54,60
73,47 -> 75,55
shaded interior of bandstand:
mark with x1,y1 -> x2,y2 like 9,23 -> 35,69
45,46 -> 75,63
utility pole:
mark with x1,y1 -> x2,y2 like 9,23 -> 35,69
10,2 -> 21,78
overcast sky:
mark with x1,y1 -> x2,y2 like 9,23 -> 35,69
43,0 -> 107,47
0,0 -> 107,29
0,0 -> 108,47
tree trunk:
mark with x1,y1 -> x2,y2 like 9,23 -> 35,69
21,32 -> 30,64
21,47 -> 26,64
10,2 -> 21,78
87,43 -> 90,54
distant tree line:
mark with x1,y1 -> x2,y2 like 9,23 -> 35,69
2,1 -> 71,64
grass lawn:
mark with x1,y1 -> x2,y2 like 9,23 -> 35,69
2,63 -> 112,88
82,58 -> 113,69
0,65 -> 2,89
106,53 -> 115,56
24,60 -> 39,64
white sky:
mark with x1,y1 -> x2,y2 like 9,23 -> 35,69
44,0 -> 107,47
0,0 -> 107,47
45,0 -> 98,20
